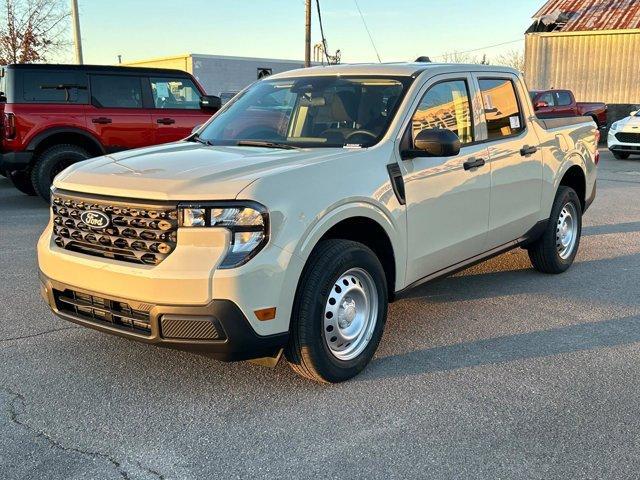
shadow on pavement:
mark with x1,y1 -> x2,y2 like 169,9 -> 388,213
363,314 -> 640,381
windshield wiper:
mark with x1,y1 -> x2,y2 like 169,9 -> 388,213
190,134 -> 213,146
236,140 -> 300,150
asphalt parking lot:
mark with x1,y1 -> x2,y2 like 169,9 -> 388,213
1,149 -> 640,480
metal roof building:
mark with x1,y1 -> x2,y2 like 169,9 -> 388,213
525,0 -> 640,109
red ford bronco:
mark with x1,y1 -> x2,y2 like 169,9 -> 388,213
0,64 -> 220,201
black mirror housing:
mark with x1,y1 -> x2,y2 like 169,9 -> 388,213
200,95 -> 222,112
402,129 -> 461,159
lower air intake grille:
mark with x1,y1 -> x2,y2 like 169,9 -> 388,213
54,289 -> 152,335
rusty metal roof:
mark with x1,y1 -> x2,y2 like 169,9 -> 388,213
533,0 -> 640,31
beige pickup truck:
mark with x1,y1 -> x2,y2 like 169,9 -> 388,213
37,63 -> 598,383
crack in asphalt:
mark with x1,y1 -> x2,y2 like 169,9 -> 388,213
2,387 -> 166,480
0,326 -> 80,344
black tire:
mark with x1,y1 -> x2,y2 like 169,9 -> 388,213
31,144 -> 90,202
613,152 -> 630,160
527,186 -> 582,274
285,239 -> 388,383
7,169 -> 36,195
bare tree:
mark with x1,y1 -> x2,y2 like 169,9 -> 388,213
0,0 -> 70,64
494,49 -> 526,73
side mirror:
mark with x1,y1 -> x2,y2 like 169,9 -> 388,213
534,101 -> 549,110
200,95 -> 221,112
191,124 -> 202,135
402,129 -> 461,159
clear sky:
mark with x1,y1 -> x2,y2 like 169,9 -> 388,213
74,0 -> 543,65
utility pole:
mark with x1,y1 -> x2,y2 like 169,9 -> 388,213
304,0 -> 311,67
71,0 -> 84,64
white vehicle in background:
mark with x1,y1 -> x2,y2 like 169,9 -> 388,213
608,110 -> 640,159
38,63 -> 598,383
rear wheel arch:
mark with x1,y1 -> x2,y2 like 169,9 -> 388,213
27,128 -> 105,160
558,164 -> 586,211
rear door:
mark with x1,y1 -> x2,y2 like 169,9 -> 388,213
86,74 -> 154,152
402,74 -> 491,284
553,91 -> 576,117
147,76 -> 213,144
475,74 -> 543,247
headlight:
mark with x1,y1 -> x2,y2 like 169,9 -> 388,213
178,202 -> 268,268
610,121 -> 620,131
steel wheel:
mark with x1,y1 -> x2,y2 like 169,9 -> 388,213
323,267 -> 379,361
556,202 -> 578,260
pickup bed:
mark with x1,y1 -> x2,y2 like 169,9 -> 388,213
531,88 -> 607,129
37,63 -> 598,383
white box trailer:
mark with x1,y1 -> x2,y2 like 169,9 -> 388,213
125,53 -> 313,100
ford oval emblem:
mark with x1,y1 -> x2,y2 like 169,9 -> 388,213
80,210 -> 111,229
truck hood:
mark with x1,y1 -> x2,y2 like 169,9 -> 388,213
54,141 -> 348,201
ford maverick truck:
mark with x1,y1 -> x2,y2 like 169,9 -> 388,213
37,63 -> 598,383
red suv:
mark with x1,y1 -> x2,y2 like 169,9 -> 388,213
0,64 -> 220,201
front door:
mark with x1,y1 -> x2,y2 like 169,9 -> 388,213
402,76 -> 491,285
148,76 -> 213,144
475,74 -> 543,247
86,74 -> 154,152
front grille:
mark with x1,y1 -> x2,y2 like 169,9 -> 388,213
51,191 -> 178,265
54,289 -> 152,335
615,132 -> 640,144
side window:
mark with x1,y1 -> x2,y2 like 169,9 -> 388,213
22,71 -> 88,103
555,91 -> 573,106
90,75 -> 143,108
538,92 -> 555,106
411,80 -> 473,145
150,77 -> 201,109
478,78 -> 524,141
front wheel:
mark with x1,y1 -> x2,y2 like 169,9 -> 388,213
285,239 -> 388,383
527,186 -> 582,274
612,152 -> 630,160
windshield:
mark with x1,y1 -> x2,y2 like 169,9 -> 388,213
197,76 -> 411,148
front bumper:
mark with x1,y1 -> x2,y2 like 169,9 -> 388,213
0,151 -> 34,173
40,272 -> 288,361
607,131 -> 640,154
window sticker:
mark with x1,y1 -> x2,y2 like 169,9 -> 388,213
509,115 -> 521,130
156,83 -> 169,98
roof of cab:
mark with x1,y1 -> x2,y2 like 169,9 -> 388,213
268,62 -> 521,79
5,63 -> 192,77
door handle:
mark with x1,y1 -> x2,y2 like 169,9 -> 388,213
463,158 -> 486,171
156,117 -> 176,125
520,145 -> 538,156
91,117 -> 112,124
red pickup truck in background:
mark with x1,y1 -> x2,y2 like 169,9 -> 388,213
0,64 -> 220,201
530,89 -> 608,129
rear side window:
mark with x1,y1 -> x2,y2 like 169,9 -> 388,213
555,91 -> 572,106
22,71 -> 88,103
479,78 -> 524,140
150,77 -> 201,109
90,75 -> 143,108
411,80 -> 474,145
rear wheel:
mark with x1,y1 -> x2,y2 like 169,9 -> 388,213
613,152 -> 630,160
527,186 -> 582,274
31,144 -> 90,202
285,239 -> 388,383
7,169 -> 36,195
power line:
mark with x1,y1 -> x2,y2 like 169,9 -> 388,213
431,38 -> 524,60
353,0 -> 382,63
315,0 -> 331,64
